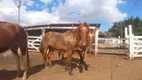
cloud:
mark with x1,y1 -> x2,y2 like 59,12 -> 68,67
52,0 -> 127,22
0,0 -> 60,26
26,0 -> 34,6
15,0 -> 34,7
39,0 -> 53,4
118,0 -> 126,4
0,0 -> 127,27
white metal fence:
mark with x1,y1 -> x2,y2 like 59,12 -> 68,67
98,38 -> 127,49
28,36 -> 41,51
125,25 -> 142,59
98,38 -> 123,44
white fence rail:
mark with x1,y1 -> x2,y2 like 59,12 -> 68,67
28,36 -> 42,51
98,38 -> 123,44
98,38 -> 127,49
125,25 -> 142,59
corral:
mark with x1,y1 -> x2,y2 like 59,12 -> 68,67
0,24 -> 142,80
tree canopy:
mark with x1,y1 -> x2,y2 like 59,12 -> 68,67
108,16 -> 142,37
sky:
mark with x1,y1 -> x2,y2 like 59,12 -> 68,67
0,0 -> 141,31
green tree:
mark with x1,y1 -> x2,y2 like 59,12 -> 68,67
108,16 -> 142,37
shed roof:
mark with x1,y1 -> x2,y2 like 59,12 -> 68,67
24,23 -> 101,30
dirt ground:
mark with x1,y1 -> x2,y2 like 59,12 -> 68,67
0,49 -> 142,80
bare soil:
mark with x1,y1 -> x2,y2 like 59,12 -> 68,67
0,50 -> 142,80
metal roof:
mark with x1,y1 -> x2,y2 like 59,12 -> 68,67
24,23 -> 101,30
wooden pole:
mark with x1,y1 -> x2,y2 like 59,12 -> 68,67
129,25 -> 134,59
42,28 -> 45,37
17,0 -> 21,24
125,27 -> 128,48
94,27 -> 99,57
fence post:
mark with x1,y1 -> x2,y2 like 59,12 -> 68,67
42,28 -> 45,37
94,28 -> 99,57
125,27 -> 129,48
129,25 -> 134,59
125,27 -> 128,39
